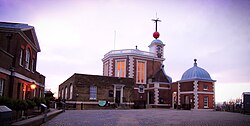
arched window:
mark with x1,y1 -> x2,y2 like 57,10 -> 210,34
61,88 -> 64,99
25,49 -> 30,69
69,84 -> 73,99
65,86 -> 68,100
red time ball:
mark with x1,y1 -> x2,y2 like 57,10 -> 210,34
153,32 -> 160,39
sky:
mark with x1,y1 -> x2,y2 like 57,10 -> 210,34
1,0 -> 250,103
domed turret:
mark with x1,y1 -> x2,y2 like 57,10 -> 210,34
181,59 -> 213,81
149,18 -> 165,58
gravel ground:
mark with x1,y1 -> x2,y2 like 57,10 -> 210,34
41,109 -> 250,126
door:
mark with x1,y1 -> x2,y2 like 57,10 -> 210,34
115,91 -> 121,104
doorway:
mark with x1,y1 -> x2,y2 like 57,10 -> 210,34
115,90 -> 121,104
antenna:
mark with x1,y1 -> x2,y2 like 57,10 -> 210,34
114,30 -> 116,50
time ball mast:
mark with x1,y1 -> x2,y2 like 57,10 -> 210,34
152,18 -> 161,39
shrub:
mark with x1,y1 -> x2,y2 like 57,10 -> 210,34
13,100 -> 28,111
26,99 -> 36,109
0,96 -> 13,109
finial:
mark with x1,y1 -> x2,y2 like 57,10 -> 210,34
136,45 -> 138,50
194,59 -> 197,66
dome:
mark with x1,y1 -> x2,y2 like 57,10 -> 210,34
148,39 -> 164,47
181,59 -> 213,81
151,39 -> 163,44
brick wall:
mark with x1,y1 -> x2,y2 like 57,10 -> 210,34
180,82 -> 194,91
59,73 -> 135,103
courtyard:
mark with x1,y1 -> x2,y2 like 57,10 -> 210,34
41,109 -> 250,126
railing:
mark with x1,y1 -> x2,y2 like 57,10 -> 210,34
104,49 -> 155,58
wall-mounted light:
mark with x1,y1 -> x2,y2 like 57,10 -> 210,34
30,84 -> 36,90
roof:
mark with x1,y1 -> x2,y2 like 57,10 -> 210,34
0,22 -> 41,52
152,65 -> 172,83
180,59 -> 215,82
0,22 -> 33,30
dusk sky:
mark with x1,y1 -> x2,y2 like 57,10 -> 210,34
1,0 -> 249,103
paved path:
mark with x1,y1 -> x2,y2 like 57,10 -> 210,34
41,109 -> 250,126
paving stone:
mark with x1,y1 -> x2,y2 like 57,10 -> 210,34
41,109 -> 250,126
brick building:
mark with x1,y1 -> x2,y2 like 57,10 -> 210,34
171,59 -> 216,110
58,74 -> 134,109
59,18 -> 215,110
0,22 -> 45,100
102,39 -> 172,108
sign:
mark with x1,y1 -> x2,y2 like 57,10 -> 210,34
98,100 -> 107,107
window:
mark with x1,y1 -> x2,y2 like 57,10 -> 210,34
104,62 -> 109,76
33,88 -> 36,97
17,83 -> 21,99
31,59 -> 35,72
90,85 -> 97,100
69,84 -> 73,99
109,90 -> 113,97
204,96 -> 208,108
39,89 -> 42,98
25,49 -> 30,69
65,86 -> 68,100
19,49 -> 24,66
0,79 -> 4,96
138,85 -> 144,93
203,85 -> 208,90
61,88 -> 64,99
115,60 -> 126,77
136,60 -> 146,84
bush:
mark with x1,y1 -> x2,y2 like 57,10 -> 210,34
13,100 -> 28,111
0,96 -> 13,109
32,97 -> 41,107
26,99 -> 36,109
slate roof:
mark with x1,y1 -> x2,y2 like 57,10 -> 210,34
0,22 -> 33,30
152,65 -> 172,83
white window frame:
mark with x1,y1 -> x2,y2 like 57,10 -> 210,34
19,49 -> 23,66
204,96 -> 208,108
115,59 -> 126,78
104,61 -> 109,76
69,84 -> 73,99
136,60 -> 147,84
25,49 -> 30,70
89,85 -> 97,100
0,79 -> 4,96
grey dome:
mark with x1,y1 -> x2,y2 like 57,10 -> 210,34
181,59 -> 213,81
151,39 -> 163,44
